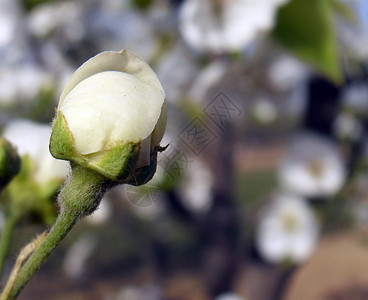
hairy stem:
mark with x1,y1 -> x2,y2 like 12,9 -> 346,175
1,165 -> 110,300
1,232 -> 47,300
0,216 -> 16,276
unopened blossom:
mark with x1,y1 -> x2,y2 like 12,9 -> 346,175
50,50 -> 166,183
256,194 -> 319,264
179,0 -> 289,53
279,132 -> 346,198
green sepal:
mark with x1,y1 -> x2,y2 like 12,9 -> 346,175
0,138 -> 21,188
50,111 -> 77,161
50,110 -> 141,181
83,142 -> 140,181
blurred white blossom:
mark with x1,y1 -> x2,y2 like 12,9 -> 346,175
111,283 -> 161,300
179,159 -> 213,213
38,41 -> 74,93
0,0 -> 51,106
148,0 -> 177,33
179,0 -> 289,53
215,292 -> 246,300
256,194 -> 319,264
279,132 -> 346,198
85,197 -> 112,225
27,1 -> 84,41
0,0 -> 20,47
0,63 -> 52,105
189,61 -> 226,103
0,0 -> 28,62
157,43 -> 199,103
251,98 -> 277,124
341,83 -> 368,113
87,2 -> 155,60
2,119 -> 69,184
62,233 -> 96,279
334,113 -> 363,141
268,56 -> 308,91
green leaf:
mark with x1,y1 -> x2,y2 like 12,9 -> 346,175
272,0 -> 343,84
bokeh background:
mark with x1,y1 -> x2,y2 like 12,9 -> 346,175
1,0 -> 368,299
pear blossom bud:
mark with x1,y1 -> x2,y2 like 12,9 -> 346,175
50,50 -> 166,183
0,137 -> 21,187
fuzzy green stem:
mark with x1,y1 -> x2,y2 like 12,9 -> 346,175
0,216 -> 16,275
2,165 -> 111,300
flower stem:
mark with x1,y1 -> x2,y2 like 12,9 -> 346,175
0,216 -> 16,275
1,165 -> 111,300
1,232 -> 47,300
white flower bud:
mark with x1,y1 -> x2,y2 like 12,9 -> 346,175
50,50 -> 166,183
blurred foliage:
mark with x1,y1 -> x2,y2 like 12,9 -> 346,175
236,170 -> 278,209
0,138 -> 21,188
20,0 -> 55,11
28,86 -> 56,123
131,0 -> 154,11
1,156 -> 58,225
273,0 -> 343,83
316,195 -> 355,232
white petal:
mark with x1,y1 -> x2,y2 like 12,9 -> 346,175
59,50 -> 164,106
61,71 -> 165,155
